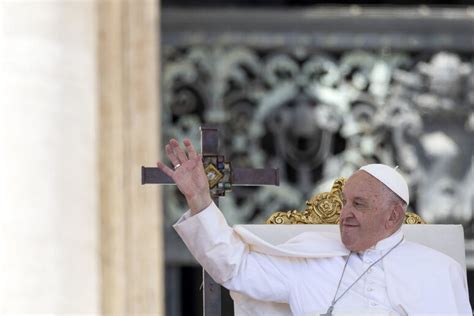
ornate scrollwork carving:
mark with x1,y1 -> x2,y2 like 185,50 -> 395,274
266,178 -> 426,225
265,178 -> 345,224
404,212 -> 426,224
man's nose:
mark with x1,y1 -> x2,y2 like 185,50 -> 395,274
339,204 -> 352,221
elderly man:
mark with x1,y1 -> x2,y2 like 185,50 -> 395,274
158,139 -> 472,315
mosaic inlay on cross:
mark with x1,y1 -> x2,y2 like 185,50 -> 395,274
142,126 -> 279,316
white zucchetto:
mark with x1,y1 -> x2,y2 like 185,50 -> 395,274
359,164 -> 409,205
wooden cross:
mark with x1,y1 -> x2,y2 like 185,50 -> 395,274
142,126 -> 279,316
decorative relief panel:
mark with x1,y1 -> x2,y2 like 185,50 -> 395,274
163,46 -> 473,230
162,11 -> 474,270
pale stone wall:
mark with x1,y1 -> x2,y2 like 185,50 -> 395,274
0,0 -> 99,313
98,0 -> 163,313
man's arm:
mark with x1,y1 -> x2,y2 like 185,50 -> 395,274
158,139 -> 293,303
173,200 -> 293,303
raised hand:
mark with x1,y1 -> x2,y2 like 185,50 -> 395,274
157,138 -> 212,215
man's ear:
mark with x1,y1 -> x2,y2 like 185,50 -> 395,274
386,203 -> 405,229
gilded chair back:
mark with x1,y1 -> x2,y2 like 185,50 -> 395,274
265,178 -> 426,224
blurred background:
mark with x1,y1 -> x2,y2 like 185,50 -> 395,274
0,0 -> 472,315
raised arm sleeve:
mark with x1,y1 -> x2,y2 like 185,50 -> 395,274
173,202 -> 292,303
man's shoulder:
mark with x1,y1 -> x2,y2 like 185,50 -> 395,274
397,240 -> 461,268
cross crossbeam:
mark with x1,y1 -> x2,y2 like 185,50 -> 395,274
141,167 -> 279,186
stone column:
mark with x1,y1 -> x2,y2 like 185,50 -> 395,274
0,1 -> 99,312
98,0 -> 163,314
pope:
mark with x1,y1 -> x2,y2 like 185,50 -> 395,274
157,138 -> 472,315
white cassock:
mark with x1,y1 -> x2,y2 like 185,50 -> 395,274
174,202 -> 472,316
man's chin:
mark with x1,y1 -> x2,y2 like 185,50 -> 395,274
340,235 -> 351,248
341,239 -> 362,252
340,232 -> 359,251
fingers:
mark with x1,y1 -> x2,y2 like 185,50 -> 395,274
157,161 -> 174,177
165,143 -> 181,168
165,138 -> 200,169
183,138 -> 198,159
170,139 -> 189,163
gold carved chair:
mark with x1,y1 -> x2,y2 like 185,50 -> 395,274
265,177 -> 426,225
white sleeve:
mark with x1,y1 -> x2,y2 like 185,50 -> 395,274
173,202 -> 293,303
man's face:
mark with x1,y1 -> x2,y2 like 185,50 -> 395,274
339,170 -> 393,252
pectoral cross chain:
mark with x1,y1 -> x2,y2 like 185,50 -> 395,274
320,305 -> 334,316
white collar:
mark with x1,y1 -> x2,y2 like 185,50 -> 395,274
360,228 -> 404,255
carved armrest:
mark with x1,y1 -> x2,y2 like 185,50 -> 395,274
265,178 -> 426,224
